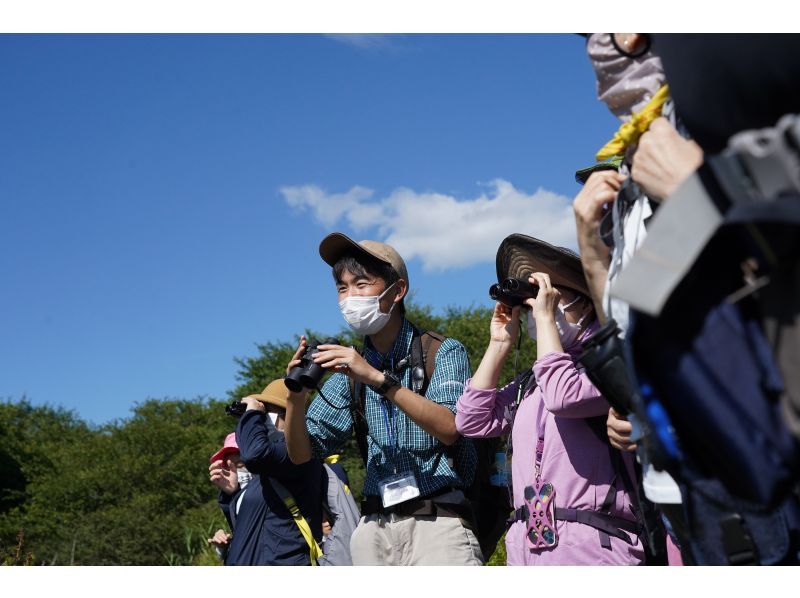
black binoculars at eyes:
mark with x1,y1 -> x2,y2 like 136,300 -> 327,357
489,277 -> 539,307
284,337 -> 340,393
225,400 -> 247,418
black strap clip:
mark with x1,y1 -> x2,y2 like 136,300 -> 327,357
720,514 -> 759,566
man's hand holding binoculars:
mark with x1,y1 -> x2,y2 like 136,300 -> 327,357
285,335 -> 382,393
312,343 -> 382,386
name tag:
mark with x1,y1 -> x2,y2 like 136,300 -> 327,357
378,471 -> 421,508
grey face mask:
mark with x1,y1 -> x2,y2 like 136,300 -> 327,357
586,33 -> 666,121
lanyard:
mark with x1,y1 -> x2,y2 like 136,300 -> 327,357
534,437 -> 545,480
534,394 -> 548,481
380,398 -> 399,473
372,352 -> 401,473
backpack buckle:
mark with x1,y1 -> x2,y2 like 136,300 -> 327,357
720,514 -> 759,565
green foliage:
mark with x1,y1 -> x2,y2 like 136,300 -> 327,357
231,340 -> 298,400
1,530 -> 35,566
1,299 -> 530,565
0,397 -> 231,565
436,303 -> 537,383
487,534 -> 507,566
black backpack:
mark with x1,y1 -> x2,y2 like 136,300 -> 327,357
347,327 -> 512,562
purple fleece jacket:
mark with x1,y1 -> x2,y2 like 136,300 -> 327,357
455,323 -> 645,565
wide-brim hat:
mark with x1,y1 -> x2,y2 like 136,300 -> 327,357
250,379 -> 290,411
210,432 -> 239,464
319,232 -> 409,286
496,234 -> 590,297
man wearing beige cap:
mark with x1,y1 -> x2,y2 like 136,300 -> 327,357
283,232 -> 482,565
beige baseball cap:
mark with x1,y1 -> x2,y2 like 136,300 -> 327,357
319,232 -> 409,285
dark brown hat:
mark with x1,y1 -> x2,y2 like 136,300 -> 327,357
496,234 -> 590,296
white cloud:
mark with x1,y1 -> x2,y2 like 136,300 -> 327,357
280,179 -> 578,272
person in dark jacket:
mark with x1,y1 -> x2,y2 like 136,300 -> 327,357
209,379 -> 324,566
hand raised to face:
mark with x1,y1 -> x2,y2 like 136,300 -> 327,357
525,272 -> 562,322
209,457 -> 240,495
489,302 -> 521,347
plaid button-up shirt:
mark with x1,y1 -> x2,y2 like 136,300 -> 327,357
305,317 -> 477,498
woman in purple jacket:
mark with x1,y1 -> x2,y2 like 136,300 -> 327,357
456,234 -> 645,565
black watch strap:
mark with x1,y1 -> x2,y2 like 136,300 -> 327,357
372,370 -> 402,395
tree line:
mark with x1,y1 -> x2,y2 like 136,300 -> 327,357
0,302 -> 535,565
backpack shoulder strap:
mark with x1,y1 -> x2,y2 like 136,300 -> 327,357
348,375 -> 369,467
412,328 -> 445,396
411,328 -> 453,467
585,415 -> 638,496
422,331 -> 445,374
584,415 -> 648,540
268,477 -> 323,566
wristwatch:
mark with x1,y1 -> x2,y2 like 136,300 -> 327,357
371,370 -> 402,395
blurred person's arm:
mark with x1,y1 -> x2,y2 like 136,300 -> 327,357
573,170 -> 625,323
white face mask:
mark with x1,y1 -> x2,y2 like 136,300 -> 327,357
268,412 -> 279,427
555,296 -> 588,348
526,295 -> 587,348
237,468 -> 252,490
338,281 -> 397,336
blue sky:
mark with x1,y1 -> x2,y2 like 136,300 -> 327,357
1,34 -> 619,424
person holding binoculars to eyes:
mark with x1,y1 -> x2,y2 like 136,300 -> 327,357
455,234 -> 645,565
282,232 -> 483,566
210,381 -> 324,566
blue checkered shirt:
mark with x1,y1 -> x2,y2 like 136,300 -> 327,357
305,317 -> 477,498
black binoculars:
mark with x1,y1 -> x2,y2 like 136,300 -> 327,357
225,400 -> 247,418
489,277 -> 539,307
284,337 -> 340,393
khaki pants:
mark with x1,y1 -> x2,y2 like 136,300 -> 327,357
349,493 -> 484,566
